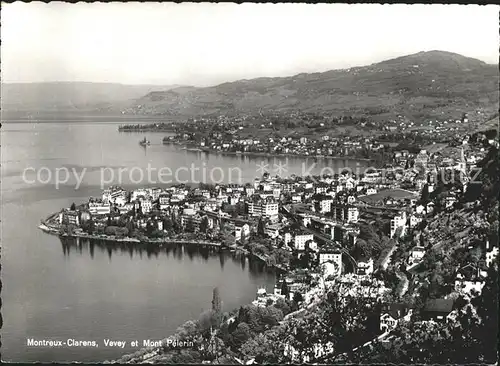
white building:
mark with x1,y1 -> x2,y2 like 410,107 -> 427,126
141,200 -> 153,214
390,211 -> 407,238
235,223 -> 250,242
319,250 -> 342,277
319,199 -> 333,213
88,200 -> 111,215
159,195 -> 170,210
486,241 -> 499,267
59,210 -> 80,226
409,246 -> 426,265
409,214 -> 423,228
294,233 -> 314,251
357,258 -> 374,276
247,198 -> 279,219
131,188 -> 148,202
379,304 -> 413,332
415,204 -> 426,215
347,207 -> 359,223
454,264 -> 485,297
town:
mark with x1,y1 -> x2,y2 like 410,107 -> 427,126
41,125 -> 498,364
119,109 -> 497,165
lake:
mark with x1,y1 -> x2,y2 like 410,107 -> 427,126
0,121 -> 369,362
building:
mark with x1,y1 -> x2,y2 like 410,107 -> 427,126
88,200 -> 111,215
318,198 -> 333,213
265,223 -> 282,239
59,210 -> 80,226
415,150 -> 429,169
247,197 -> 279,219
454,264 -> 486,296
486,241 -> 499,267
319,249 -> 342,277
332,204 -> 359,224
390,211 -> 407,238
234,222 -> 250,242
159,195 -> 170,210
141,199 -> 153,214
380,304 -> 413,332
357,258 -> 374,276
294,233 -> 314,251
347,207 -> 359,223
409,214 -> 423,228
409,246 -> 426,265
421,299 -> 454,322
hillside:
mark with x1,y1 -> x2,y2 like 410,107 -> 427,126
0,82 -> 183,112
124,51 -> 499,121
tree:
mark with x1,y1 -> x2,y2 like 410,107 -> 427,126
163,217 -> 173,232
211,287 -> 223,328
70,202 -> 76,211
257,217 -> 266,238
275,297 -> 292,316
420,183 -> 430,204
199,216 -> 209,234
185,219 -> 196,233
293,292 -> 303,304
280,280 -> 290,298
231,322 -> 251,349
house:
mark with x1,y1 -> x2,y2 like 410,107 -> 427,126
415,204 -> 425,215
445,195 -> 457,209
409,246 -> 426,265
265,223 -> 281,239
245,186 -> 255,197
380,303 -> 413,332
159,195 -> 170,210
331,204 -> 359,224
366,187 -> 377,195
454,264 -> 485,296
118,202 -> 134,214
234,222 -> 250,242
357,258 -> 374,276
390,211 -> 407,238
59,210 -> 80,226
88,200 -> 111,215
421,299 -> 454,322
141,199 -> 153,214
409,214 -> 423,228
294,233 -> 314,251
486,241 -> 499,267
315,183 -> 329,194
247,197 -> 279,219
319,249 -> 342,277
318,197 -> 333,213
415,150 -> 429,169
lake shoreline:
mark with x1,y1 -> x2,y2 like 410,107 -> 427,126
164,142 -> 373,162
39,219 -> 287,272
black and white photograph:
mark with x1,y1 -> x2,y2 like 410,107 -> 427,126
1,2 -> 499,364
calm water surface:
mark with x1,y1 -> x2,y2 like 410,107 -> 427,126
1,122 -> 368,362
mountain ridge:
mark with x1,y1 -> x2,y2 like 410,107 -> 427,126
2,51 -> 498,122
123,50 -> 499,120
1,82 -> 186,112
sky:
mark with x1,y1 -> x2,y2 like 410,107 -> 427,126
1,3 -> 499,87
